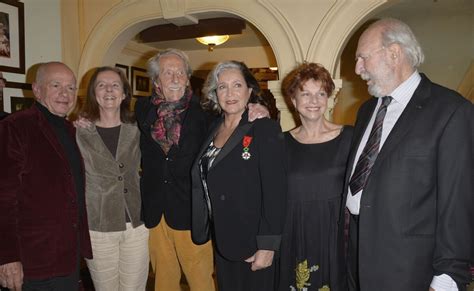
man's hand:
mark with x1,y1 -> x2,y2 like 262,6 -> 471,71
0,261 -> 23,290
73,116 -> 93,129
248,103 -> 270,122
244,250 -> 274,271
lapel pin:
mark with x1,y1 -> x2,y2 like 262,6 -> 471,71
242,135 -> 253,160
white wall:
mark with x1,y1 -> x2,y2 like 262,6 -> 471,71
4,0 -> 62,83
3,0 -> 62,112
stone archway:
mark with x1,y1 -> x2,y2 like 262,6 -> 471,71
76,0 -> 301,127
303,0 -> 392,123
77,0 -> 300,85
76,0 -> 393,129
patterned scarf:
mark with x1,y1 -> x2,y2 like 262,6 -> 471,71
150,88 -> 192,154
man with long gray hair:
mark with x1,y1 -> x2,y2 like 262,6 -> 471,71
136,48 -> 268,290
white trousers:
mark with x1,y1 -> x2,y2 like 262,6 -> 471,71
86,223 -> 150,291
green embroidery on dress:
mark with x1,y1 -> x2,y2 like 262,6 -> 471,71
291,260 -> 324,290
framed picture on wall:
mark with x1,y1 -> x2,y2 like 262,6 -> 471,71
3,82 -> 34,113
115,63 -> 129,81
131,66 -> 152,97
0,0 -> 25,73
10,96 -> 34,112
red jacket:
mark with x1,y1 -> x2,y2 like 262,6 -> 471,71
0,105 -> 92,279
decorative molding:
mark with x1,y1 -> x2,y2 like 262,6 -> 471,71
268,79 -> 295,131
325,78 -> 343,121
159,0 -> 198,26
77,0 -> 165,78
257,0 -> 304,66
76,0 -> 390,130
122,40 -> 157,59
306,0 -> 389,76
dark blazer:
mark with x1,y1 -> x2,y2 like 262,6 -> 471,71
191,113 -> 287,261
0,105 -> 92,279
343,74 -> 473,291
135,95 -> 212,230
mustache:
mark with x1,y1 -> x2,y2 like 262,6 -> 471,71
168,86 -> 184,90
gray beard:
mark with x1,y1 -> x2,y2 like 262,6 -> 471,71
368,84 -> 385,98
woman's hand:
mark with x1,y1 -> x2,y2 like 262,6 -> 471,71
244,250 -> 274,271
73,116 -> 93,129
248,103 -> 269,121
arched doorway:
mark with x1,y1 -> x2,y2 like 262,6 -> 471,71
75,0 -> 405,129
334,0 -> 473,125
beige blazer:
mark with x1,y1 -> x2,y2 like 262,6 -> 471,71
76,123 -> 143,232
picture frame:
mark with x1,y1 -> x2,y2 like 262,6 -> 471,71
0,0 -> 25,73
115,63 -> 129,81
3,82 -> 34,113
130,96 -> 137,112
131,66 -> 152,97
10,95 -> 33,112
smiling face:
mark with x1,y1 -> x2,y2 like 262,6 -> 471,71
33,63 -> 77,117
292,78 -> 328,122
155,54 -> 189,102
94,70 -> 125,113
355,27 -> 398,97
216,68 -> 252,117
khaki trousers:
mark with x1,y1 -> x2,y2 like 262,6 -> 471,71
86,223 -> 150,291
149,216 -> 215,291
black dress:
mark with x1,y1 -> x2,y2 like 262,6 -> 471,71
279,126 -> 353,291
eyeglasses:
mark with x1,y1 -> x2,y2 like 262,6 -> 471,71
355,46 -> 386,62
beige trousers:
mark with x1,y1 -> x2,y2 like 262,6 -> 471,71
86,223 -> 149,291
149,216 -> 215,291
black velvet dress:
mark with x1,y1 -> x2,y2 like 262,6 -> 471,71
278,126 -> 353,291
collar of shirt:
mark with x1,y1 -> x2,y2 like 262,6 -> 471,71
388,70 -> 421,108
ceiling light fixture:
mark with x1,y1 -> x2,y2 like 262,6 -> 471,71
196,35 -> 230,51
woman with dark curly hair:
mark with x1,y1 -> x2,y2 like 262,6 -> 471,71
191,60 -> 286,291
278,63 -> 352,291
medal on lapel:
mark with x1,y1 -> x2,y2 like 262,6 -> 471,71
242,135 -> 253,160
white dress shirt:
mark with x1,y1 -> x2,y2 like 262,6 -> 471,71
346,71 -> 420,214
346,71 -> 458,291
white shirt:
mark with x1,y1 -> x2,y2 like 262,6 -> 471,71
346,71 -> 458,291
346,71 -> 420,214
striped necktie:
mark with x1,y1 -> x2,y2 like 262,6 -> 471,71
349,96 -> 392,195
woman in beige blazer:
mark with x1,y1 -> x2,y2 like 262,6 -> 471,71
76,66 -> 149,291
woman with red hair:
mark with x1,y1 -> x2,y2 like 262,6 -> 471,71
279,63 -> 352,291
